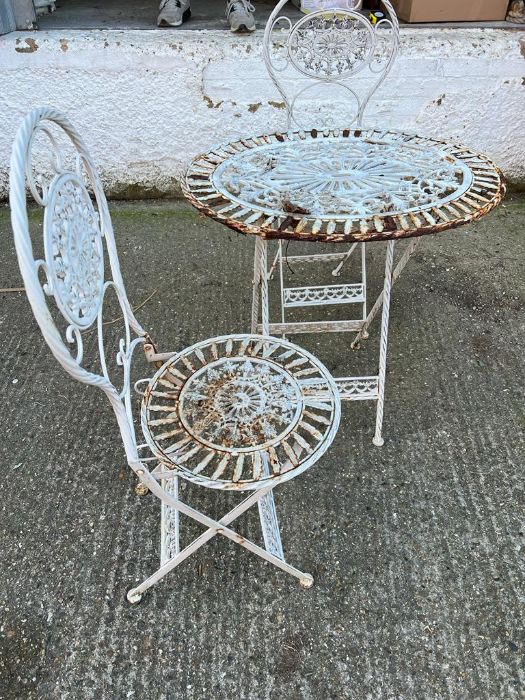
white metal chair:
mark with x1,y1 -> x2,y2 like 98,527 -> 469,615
10,107 -> 341,603
254,0 -> 405,445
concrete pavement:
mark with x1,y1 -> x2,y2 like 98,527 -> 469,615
0,195 -> 524,699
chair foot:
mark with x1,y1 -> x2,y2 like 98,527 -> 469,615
372,435 -> 384,447
135,482 -> 149,496
299,574 -> 314,589
127,588 -> 143,604
351,331 -> 368,351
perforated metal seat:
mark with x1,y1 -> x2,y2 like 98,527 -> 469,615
141,334 -> 338,491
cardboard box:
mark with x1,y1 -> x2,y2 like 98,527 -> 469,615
391,0 -> 509,22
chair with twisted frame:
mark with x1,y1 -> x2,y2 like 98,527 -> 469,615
10,107 -> 341,603
250,0 -> 414,446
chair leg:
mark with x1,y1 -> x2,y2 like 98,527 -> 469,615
258,456 -> 284,560
160,477 -> 180,565
127,483 -> 312,603
128,522 -> 220,603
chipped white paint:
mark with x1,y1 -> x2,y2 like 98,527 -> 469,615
0,27 -> 523,199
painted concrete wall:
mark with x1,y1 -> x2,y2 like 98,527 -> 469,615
0,28 -> 523,199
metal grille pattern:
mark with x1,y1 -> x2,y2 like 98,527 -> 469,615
283,283 -> 364,307
289,12 -> 374,79
212,137 -> 472,218
183,129 -> 505,243
141,335 -> 340,490
43,172 -> 105,329
263,0 -> 399,130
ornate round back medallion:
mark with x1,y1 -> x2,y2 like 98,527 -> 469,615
288,11 -> 375,79
178,357 -> 303,453
43,172 -> 104,328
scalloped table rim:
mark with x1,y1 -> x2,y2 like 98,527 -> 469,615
182,128 -> 506,244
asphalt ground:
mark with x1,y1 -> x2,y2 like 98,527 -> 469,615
0,195 -> 524,699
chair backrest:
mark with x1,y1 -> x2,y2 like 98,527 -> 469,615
9,107 -> 146,462
263,0 -> 399,131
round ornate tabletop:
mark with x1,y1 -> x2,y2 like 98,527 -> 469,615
183,128 -> 505,243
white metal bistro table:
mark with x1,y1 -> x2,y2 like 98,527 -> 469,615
183,127 -> 505,444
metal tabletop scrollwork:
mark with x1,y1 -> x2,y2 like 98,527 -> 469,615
183,128 -> 505,243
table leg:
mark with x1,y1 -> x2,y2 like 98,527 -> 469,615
373,240 -> 395,447
253,237 -> 270,336
361,242 -> 368,336
252,241 -> 283,557
251,237 -> 262,334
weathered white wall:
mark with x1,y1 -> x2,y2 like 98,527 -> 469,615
0,28 -> 523,199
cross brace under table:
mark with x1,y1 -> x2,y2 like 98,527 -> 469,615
252,236 -> 420,446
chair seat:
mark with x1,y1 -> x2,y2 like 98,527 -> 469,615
141,334 -> 340,491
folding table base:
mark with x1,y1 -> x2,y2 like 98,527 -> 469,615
253,237 -> 420,446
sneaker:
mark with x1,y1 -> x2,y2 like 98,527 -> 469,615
226,0 -> 256,32
157,0 -> 191,27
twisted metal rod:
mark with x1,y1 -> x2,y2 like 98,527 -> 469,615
251,238 -> 262,333
258,238 -> 270,336
373,240 -> 395,447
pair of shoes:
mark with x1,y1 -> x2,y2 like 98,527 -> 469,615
157,0 -> 255,31
157,0 -> 191,27
226,0 -> 256,31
